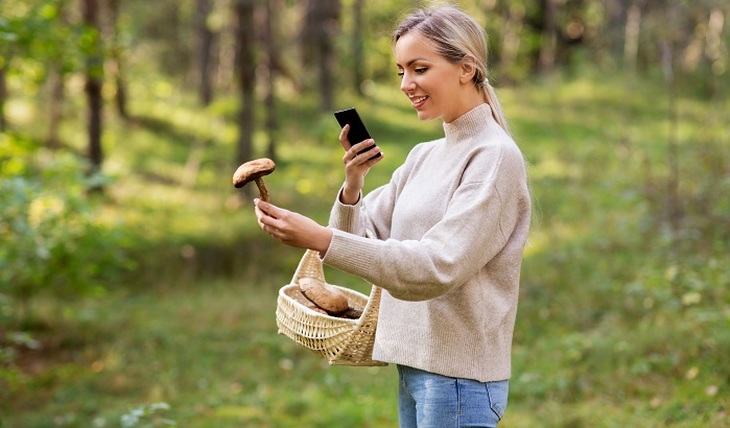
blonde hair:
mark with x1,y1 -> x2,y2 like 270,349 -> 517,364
393,6 -> 511,136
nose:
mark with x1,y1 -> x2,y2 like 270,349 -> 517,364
400,73 -> 416,93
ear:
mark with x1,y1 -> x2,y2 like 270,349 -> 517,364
459,56 -> 478,84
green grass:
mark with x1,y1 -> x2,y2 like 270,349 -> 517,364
3,281 -> 397,427
2,69 -> 729,427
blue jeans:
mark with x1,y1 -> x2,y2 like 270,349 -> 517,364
397,365 -> 509,428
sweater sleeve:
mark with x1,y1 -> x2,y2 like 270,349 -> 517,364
326,147 -> 420,239
323,140 -> 530,301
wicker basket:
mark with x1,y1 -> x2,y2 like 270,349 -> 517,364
276,249 -> 386,366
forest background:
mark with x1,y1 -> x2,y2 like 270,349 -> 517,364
1,0 -> 728,426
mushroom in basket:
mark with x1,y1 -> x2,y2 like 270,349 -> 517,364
298,277 -> 363,319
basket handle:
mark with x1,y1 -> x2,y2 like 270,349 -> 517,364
290,249 -> 325,285
291,229 -> 378,286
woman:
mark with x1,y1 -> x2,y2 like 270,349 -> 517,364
254,6 -> 531,427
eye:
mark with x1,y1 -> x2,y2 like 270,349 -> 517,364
415,67 -> 428,74
397,70 -> 404,77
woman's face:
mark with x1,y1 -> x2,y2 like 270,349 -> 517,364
395,32 -> 476,123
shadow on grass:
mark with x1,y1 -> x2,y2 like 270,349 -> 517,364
125,232 -> 303,292
127,114 -> 196,144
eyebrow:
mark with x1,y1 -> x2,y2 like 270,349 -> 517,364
396,57 -> 429,68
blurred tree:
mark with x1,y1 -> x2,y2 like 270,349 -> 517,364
233,0 -> 256,183
45,0 -> 83,149
301,0 -> 341,111
46,0 -> 69,149
264,0 -> 279,161
604,0 -> 627,64
82,0 -> 105,192
623,0 -> 645,74
107,0 -> 129,119
46,62 -> 65,149
196,0 -> 215,106
537,0 -> 558,74
492,1 -> 527,83
1,0 -> 85,145
352,0 -> 365,95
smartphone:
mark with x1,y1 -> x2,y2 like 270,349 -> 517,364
334,107 -> 381,160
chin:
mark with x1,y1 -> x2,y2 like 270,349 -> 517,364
416,110 -> 436,121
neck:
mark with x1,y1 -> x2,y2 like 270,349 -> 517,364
443,88 -> 484,123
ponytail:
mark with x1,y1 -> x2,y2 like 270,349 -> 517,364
480,79 -> 511,137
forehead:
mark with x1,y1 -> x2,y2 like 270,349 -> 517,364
395,32 -> 441,66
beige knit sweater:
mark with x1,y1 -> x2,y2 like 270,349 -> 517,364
322,103 -> 531,382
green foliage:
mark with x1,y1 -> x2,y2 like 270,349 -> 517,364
1,0 -> 88,83
121,402 -> 176,427
0,133 -> 134,322
503,74 -> 730,426
0,330 -> 32,395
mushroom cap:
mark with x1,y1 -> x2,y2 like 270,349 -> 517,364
232,158 -> 276,188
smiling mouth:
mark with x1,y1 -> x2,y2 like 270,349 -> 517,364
411,95 -> 428,107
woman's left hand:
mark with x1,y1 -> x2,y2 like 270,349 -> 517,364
254,199 -> 333,254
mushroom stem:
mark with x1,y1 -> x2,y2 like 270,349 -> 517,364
255,178 -> 270,202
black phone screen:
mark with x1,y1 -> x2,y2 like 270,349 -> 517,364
334,107 -> 372,146
334,107 -> 381,160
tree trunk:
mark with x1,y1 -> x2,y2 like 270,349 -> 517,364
660,3 -> 682,248
624,0 -> 645,74
605,0 -> 626,63
264,0 -> 278,161
196,0 -> 215,106
703,7 -> 725,98
47,64 -> 65,149
303,0 -> 341,111
352,0 -> 365,95
322,0 -> 341,110
537,0 -> 557,74
234,0 -> 256,193
48,0 -> 69,147
83,0 -> 105,192
108,0 -> 128,119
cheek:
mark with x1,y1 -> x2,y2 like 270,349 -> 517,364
426,72 -> 455,94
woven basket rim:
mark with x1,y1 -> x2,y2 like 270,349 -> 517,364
279,283 -> 368,319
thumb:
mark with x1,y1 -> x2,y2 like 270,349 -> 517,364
254,198 -> 279,218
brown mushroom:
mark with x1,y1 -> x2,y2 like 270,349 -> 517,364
338,306 -> 363,319
232,158 -> 276,201
287,286 -> 329,315
298,277 -> 350,315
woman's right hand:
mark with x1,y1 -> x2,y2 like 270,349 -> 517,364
339,124 -> 383,205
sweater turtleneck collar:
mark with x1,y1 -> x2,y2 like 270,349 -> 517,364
443,103 -> 494,143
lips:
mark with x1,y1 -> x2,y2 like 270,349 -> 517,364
410,95 -> 428,109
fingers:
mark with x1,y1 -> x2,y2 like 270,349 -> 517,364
338,124 -> 351,151
254,198 -> 279,228
343,139 -> 380,164
254,199 -> 285,240
339,124 -> 380,161
254,198 -> 279,219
